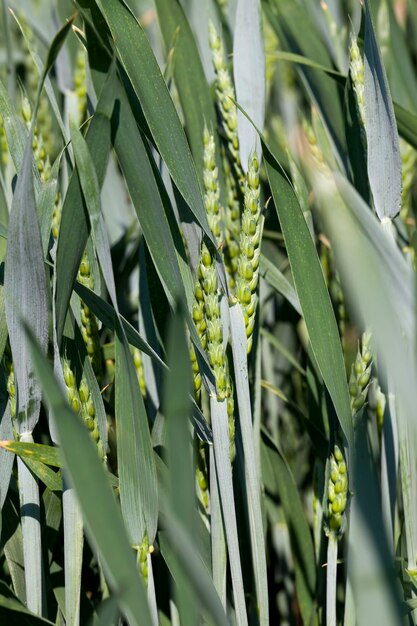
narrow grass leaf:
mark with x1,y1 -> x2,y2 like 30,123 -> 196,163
0,441 -> 62,467
259,253 -> 301,315
364,0 -> 402,220
22,459 -> 61,493
315,173 -> 417,603
74,282 -> 165,368
90,0 -> 213,242
346,417 -> 403,626
261,428 -> 316,626
75,281 -> 211,441
393,102 -> 417,151
0,79 -> 30,178
229,302 -> 269,626
331,175 -> 414,337
267,50 -> 344,79
159,525 -> 228,626
233,0 -> 265,167
26,327 -> 153,626
264,0 -> 346,165
11,11 -> 74,144
260,328 -> 306,376
163,304 -> 197,626
70,119 -> 117,307
115,325 -> 158,545
154,0 -> 224,195
0,581 -> 54,626
55,69 -> 114,342
264,145 -> 354,449
83,22 -> 215,394
376,2 -> 417,112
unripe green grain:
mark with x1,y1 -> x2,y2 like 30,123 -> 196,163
0,115 -> 8,167
325,444 -> 348,537
235,153 -> 262,353
4,351 -> 16,420
74,49 -> 88,126
62,358 -> 106,460
137,533 -> 153,586
208,21 -> 244,185
21,95 -> 51,183
196,441 -> 209,512
132,347 -> 146,398
349,35 -> 366,145
78,251 -> 102,378
349,331 -> 373,416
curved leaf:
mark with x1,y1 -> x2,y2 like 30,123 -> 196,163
263,143 -> 354,449
26,327 -> 153,626
88,0 -> 213,243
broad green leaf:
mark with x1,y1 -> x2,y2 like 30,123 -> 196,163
26,327 -> 153,626
261,429 -> 316,626
264,144 -> 354,449
233,0 -> 265,167
88,0 -> 213,243
109,84 -> 187,309
364,0 -> 401,220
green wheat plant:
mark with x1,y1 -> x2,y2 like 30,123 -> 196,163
0,1 -> 417,626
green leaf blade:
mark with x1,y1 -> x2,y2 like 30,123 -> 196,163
264,145 -> 354,449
